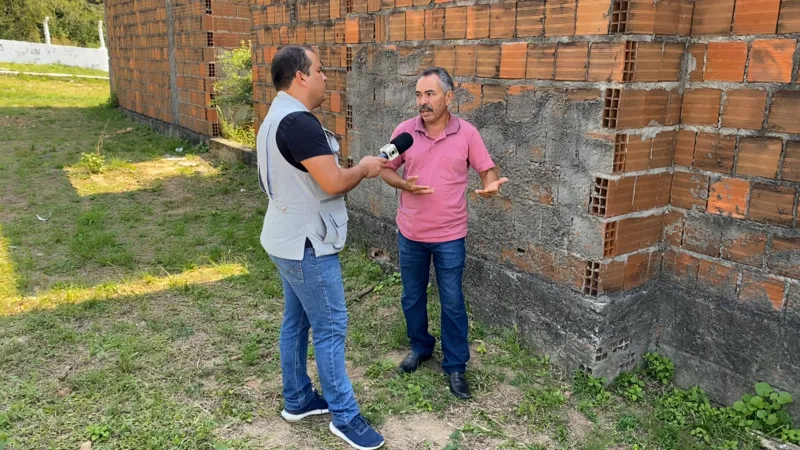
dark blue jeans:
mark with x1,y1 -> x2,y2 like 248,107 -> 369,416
270,247 -> 360,427
398,232 -> 470,374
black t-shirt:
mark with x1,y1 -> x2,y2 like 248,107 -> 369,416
275,111 -> 333,248
276,111 -> 333,172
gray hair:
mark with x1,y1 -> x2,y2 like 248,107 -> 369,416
420,67 -> 454,93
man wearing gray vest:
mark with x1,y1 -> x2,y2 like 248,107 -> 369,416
256,45 -> 386,450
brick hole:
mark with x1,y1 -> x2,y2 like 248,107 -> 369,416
208,63 -> 216,78
211,123 -> 220,137
583,261 -> 601,296
516,247 -> 526,253
346,47 -> 353,71
590,177 -> 609,216
346,156 -> 354,168
613,134 -> 628,173
595,347 -> 609,362
604,221 -> 618,258
619,352 -> 637,370
579,364 -> 593,375
209,92 -> 216,106
207,32 -> 214,47
205,0 -> 212,14
346,104 -> 353,130
603,89 -> 620,128
623,42 -> 637,82
346,0 -> 354,13
610,0 -> 629,33
613,338 -> 631,352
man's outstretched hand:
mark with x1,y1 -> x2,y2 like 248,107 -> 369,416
404,175 -> 435,195
475,177 -> 509,198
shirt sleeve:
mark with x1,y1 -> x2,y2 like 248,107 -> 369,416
286,112 -> 333,163
468,128 -> 495,173
385,125 -> 406,171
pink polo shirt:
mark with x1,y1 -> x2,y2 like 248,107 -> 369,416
387,113 -> 495,243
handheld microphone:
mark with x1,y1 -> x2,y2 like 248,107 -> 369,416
378,132 -> 413,161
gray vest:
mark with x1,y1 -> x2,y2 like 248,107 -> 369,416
256,91 -> 348,260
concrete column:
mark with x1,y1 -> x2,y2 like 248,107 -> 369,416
98,20 -> 105,48
165,0 -> 179,124
43,17 -> 51,45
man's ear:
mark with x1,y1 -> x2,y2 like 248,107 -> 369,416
294,70 -> 307,87
445,90 -> 454,106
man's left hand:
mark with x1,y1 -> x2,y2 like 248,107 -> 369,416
475,177 -> 509,198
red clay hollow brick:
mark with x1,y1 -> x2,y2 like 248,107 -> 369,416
747,39 -> 796,83
722,89 -> 767,130
735,138 -> 782,179
704,42 -> 747,82
707,177 -> 750,219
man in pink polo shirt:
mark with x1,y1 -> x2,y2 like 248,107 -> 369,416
380,67 -> 508,399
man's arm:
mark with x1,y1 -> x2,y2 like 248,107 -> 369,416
303,155 -> 385,196
467,127 -> 508,198
380,168 -> 406,190
281,112 -> 386,195
380,168 -> 436,195
478,167 -> 500,187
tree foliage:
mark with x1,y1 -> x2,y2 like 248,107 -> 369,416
0,0 -> 105,47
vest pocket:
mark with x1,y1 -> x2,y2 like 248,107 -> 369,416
319,202 -> 348,249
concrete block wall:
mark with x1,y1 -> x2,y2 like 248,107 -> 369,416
656,0 -> 800,410
248,0 -> 800,405
106,0 -> 251,139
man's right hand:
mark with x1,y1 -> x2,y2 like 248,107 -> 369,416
359,156 -> 388,178
404,175 -> 434,195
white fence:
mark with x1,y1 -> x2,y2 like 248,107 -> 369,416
0,40 -> 109,72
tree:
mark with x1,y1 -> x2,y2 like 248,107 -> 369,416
0,0 -> 105,47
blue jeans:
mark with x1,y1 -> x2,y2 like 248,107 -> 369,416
398,232 -> 470,374
270,247 -> 359,427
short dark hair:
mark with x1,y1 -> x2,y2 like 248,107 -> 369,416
271,45 -> 313,91
420,67 -> 454,93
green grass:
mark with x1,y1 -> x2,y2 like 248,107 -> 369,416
0,62 -> 109,77
0,75 -> 782,450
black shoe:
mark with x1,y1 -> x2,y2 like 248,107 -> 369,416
397,351 -> 431,374
448,372 -> 471,399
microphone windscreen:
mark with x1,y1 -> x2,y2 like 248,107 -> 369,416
390,132 -> 414,153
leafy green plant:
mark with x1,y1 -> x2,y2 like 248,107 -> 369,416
727,382 -> 798,442
615,372 -> 646,402
86,423 -> 110,442
0,432 -> 12,450
217,111 -> 255,147
373,272 -> 401,293
617,413 -> 639,432
656,386 -> 716,429
79,152 -> 105,174
214,41 -> 253,108
0,0 -> 105,47
405,382 -> 433,412
573,370 -> 612,406
517,386 -> 566,427
214,41 -> 255,146
643,352 -> 675,385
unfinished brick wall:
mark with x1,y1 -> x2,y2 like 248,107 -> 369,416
665,9 -> 800,311
248,0 -> 800,406
251,0 -> 351,161
657,1 -> 800,409
106,0 -> 251,138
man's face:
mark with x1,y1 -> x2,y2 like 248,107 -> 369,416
300,49 -> 327,107
415,74 -> 452,123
